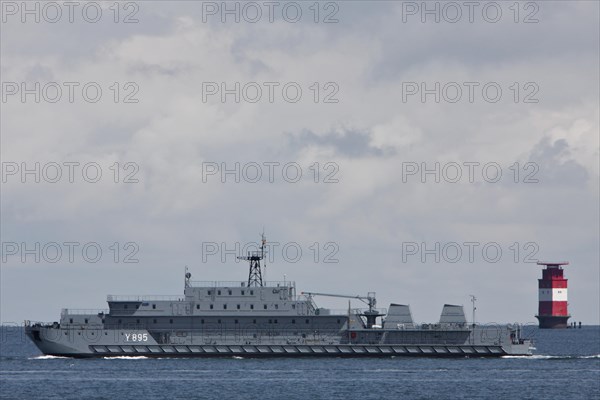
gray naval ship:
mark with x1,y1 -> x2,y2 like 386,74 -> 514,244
26,235 -> 533,358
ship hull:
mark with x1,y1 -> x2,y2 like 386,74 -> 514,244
25,326 -> 532,358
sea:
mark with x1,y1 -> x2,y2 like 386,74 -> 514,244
0,326 -> 598,400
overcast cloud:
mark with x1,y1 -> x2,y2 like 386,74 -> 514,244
1,1 -> 598,325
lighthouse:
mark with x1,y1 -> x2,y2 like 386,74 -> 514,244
535,261 -> 571,329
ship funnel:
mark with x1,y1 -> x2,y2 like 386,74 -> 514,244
385,304 -> 415,328
439,304 -> 467,325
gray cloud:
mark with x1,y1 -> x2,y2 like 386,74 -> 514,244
529,137 -> 589,186
287,129 -> 389,158
1,1 -> 598,325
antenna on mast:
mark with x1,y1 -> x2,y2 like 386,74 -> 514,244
469,295 -> 477,328
184,265 -> 191,288
262,229 -> 266,275
238,231 -> 267,287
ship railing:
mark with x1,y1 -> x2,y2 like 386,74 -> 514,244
298,293 -> 317,312
417,322 -> 470,330
318,308 -> 388,316
24,320 -> 59,328
61,308 -> 109,315
189,280 -> 295,288
107,295 -> 184,302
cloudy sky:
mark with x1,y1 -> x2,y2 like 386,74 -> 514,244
1,1 -> 598,325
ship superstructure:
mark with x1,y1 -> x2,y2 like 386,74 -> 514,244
25,235 -> 533,357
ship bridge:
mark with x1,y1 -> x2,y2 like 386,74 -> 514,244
181,278 -> 304,314
186,281 -> 296,298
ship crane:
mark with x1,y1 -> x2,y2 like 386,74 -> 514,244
301,291 -> 381,328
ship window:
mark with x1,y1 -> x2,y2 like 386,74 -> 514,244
228,290 -> 232,295
253,319 -> 256,324
218,290 -> 221,295
292,319 -> 295,324
250,305 -> 254,310
241,290 -> 245,295
235,320 -> 238,324
223,304 -> 227,310
268,319 -> 272,324
84,319 -> 88,323
264,305 -> 267,310
169,319 -> 173,324
104,332 -> 107,335
210,304 -> 214,310
218,319 -> 221,324
118,319 -> 122,324
305,319 -> 309,324
65,332 -> 68,335
250,290 -> 254,295
292,305 -> 296,309
137,319 -> 140,324
274,319 -> 278,324
124,305 -> 128,309
201,319 -> 204,324
237,304 -> 240,310
152,304 -> 156,309
69,318 -> 73,323
337,319 -> 341,324
208,291 -> 212,295
196,305 -> 200,310
153,319 -> 157,323
275,304 -> 278,310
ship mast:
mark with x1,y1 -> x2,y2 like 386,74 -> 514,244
238,232 -> 267,287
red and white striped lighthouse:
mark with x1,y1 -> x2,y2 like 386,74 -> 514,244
535,261 -> 570,329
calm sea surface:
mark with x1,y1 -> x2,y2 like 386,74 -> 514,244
1,326 -> 598,400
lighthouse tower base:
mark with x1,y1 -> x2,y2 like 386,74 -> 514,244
536,315 -> 570,329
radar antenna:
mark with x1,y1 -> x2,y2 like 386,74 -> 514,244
238,232 -> 267,287
184,266 -> 191,288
